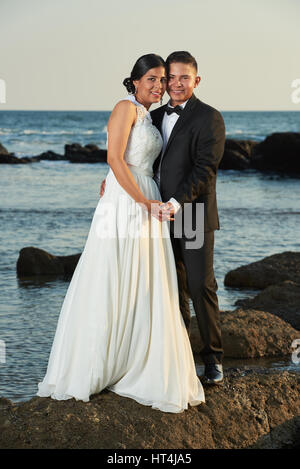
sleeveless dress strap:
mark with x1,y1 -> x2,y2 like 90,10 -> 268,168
122,95 -> 149,123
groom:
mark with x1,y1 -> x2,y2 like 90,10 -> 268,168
152,51 -> 225,385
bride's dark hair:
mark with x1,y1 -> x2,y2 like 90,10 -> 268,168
123,54 -> 166,94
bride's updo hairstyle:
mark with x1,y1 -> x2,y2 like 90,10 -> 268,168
123,54 -> 166,94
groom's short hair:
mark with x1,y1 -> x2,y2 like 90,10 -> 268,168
166,51 -> 198,73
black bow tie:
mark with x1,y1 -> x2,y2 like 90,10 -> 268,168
165,105 -> 182,116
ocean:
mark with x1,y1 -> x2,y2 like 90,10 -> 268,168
0,109 -> 300,402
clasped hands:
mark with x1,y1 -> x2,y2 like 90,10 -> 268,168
145,200 -> 175,222
99,179 -> 175,222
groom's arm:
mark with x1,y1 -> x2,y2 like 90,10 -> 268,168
172,110 -> 225,208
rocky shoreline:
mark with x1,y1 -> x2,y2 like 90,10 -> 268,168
0,369 -> 299,449
1,132 -> 300,175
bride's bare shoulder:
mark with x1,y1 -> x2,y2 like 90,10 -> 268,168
111,99 -> 136,115
108,99 -> 137,127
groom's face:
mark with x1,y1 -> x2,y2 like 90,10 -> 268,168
167,62 -> 201,105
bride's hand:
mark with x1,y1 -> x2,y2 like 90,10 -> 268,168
158,202 -> 175,222
140,200 -> 175,222
99,179 -> 106,198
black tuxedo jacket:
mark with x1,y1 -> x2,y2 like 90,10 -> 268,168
150,94 -> 225,232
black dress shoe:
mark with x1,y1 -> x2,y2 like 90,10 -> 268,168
203,364 -> 224,385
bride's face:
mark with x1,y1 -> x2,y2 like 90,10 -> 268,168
133,66 -> 167,109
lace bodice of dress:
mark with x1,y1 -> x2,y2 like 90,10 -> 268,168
120,95 -> 163,173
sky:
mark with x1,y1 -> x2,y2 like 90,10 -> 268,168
0,0 -> 300,111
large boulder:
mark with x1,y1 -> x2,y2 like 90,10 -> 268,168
251,132 -> 300,175
235,280 -> 300,330
190,309 -> 299,358
65,143 -> 107,163
0,370 -> 299,449
224,251 -> 300,289
16,247 -> 81,277
219,139 -> 257,170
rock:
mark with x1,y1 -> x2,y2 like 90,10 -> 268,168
0,143 -> 29,164
0,142 -> 64,164
219,139 -> 258,170
32,150 -> 66,161
235,280 -> 300,330
251,132 -> 300,175
0,141 -> 107,164
1,133 -> 300,174
0,143 -> 10,155
190,309 -> 299,358
224,251 -> 300,289
219,150 -> 250,170
16,247 -> 81,277
65,143 -> 107,163
0,371 -> 299,449
225,139 -> 257,159
0,153 -> 30,163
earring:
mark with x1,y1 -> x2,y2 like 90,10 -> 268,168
160,97 -> 163,106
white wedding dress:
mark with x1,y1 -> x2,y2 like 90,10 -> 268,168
37,95 -> 205,413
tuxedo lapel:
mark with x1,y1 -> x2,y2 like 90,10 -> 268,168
151,104 -> 167,133
151,105 -> 167,175
163,94 -> 198,156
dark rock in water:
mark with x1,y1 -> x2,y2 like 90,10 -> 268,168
57,252 -> 82,276
220,139 -> 258,170
1,133 -> 299,174
0,142 -> 9,155
251,132 -> 300,175
224,251 -> 300,289
0,142 -> 29,164
219,150 -> 250,170
0,141 -> 107,164
235,280 -> 300,330
32,150 -> 66,161
0,143 -> 63,164
190,308 -> 299,357
219,132 -> 300,176
225,139 -> 256,159
0,371 -> 299,448
16,247 -> 81,277
65,143 -> 107,163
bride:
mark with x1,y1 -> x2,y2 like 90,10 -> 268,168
37,53 -> 205,413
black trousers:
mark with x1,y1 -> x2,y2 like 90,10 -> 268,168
170,230 -> 224,365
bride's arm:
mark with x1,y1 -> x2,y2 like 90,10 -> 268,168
107,100 -> 153,212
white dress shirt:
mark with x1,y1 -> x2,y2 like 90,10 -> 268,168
154,99 -> 189,214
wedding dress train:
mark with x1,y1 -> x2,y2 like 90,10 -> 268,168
37,95 -> 205,413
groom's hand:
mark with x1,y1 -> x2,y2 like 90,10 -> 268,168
158,202 -> 175,222
145,200 -> 164,221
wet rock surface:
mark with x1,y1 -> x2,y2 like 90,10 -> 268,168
0,370 -> 299,449
235,280 -> 300,330
16,246 -> 81,277
224,252 -> 300,289
190,309 -> 299,358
